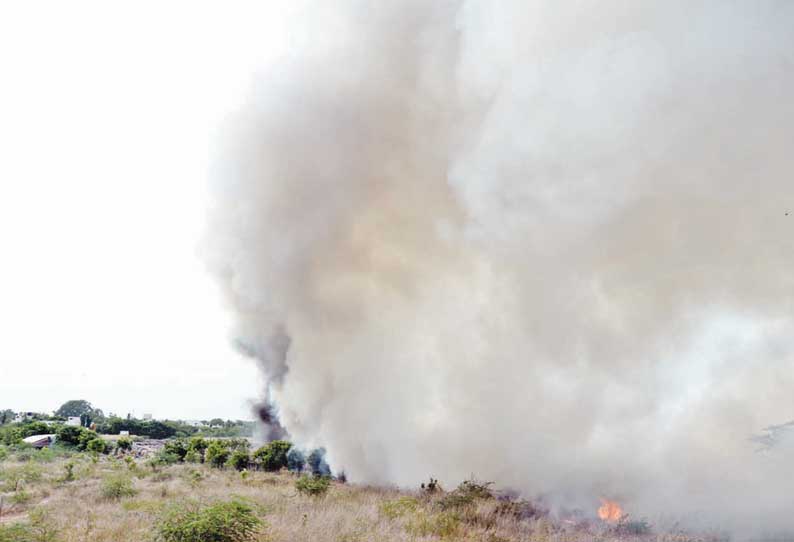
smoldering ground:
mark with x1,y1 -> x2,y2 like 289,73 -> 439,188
203,1 -> 794,536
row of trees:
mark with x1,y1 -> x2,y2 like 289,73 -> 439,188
1,400 -> 256,439
151,436 -> 332,476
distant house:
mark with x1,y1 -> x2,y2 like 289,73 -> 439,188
185,420 -> 208,428
22,434 -> 56,448
65,417 -> 82,427
142,413 -> 153,421
119,430 -> 130,436
14,411 -> 35,423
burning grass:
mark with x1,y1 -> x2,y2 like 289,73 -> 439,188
0,451 -> 731,542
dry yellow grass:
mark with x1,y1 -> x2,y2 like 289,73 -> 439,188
0,455 -> 720,542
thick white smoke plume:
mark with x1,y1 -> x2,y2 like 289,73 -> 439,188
204,1 -> 794,534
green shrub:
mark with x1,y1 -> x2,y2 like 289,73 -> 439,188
295,475 -> 330,497
204,441 -> 230,469
187,437 -> 208,462
100,474 -> 137,500
164,440 -> 188,462
62,462 -> 75,482
20,422 -> 51,438
0,445 -> 7,461
226,450 -> 250,471
154,499 -> 262,542
117,437 -> 133,451
56,425 -> 90,447
252,440 -> 291,472
153,450 -> 181,466
85,438 -> 108,454
438,478 -> 494,510
184,450 -> 201,463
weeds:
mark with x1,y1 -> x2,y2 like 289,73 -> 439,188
406,511 -> 460,538
60,462 -> 75,483
379,497 -> 419,519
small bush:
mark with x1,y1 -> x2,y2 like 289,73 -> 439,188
205,441 -> 230,469
184,450 -> 201,463
227,450 -> 250,471
154,450 -> 181,466
187,437 -> 208,462
85,438 -> 108,454
61,462 -> 75,482
163,440 -> 188,462
117,437 -> 133,451
438,478 -> 493,510
100,474 -> 137,500
155,499 -> 262,542
0,445 -> 8,461
295,475 -> 330,497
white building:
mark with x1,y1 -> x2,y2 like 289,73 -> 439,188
65,417 -> 82,427
13,411 -> 35,423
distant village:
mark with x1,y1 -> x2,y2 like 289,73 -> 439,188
0,400 -> 256,451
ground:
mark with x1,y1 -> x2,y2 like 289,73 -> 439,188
0,451 -> 723,542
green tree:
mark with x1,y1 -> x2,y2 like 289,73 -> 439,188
55,400 -> 98,419
226,450 -> 250,471
252,440 -> 292,472
0,410 -> 15,425
205,441 -> 230,469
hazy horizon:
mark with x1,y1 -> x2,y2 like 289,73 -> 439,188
0,2 -> 300,420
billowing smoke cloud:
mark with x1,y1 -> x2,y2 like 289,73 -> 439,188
203,0 -> 794,534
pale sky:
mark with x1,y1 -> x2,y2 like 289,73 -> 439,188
0,2 -> 293,420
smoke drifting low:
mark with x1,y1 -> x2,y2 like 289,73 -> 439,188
204,1 -> 794,534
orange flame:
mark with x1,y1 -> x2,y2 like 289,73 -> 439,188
597,498 -> 623,523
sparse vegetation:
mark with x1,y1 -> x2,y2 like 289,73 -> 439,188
0,444 -> 729,542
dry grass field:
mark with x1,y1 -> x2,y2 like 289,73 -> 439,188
0,452 -> 723,542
